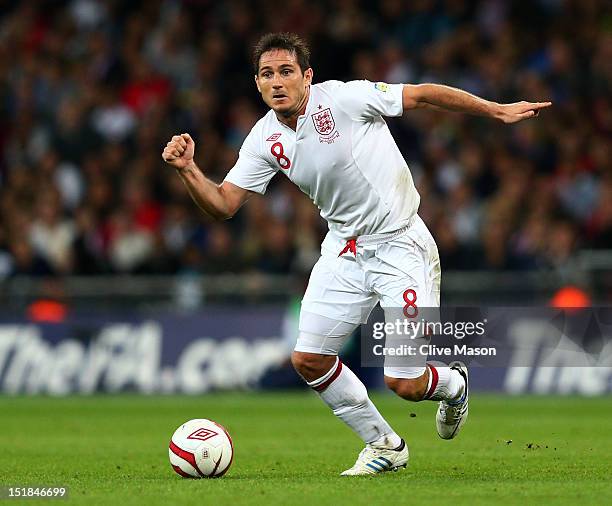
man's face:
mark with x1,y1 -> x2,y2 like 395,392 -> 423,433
255,49 -> 313,116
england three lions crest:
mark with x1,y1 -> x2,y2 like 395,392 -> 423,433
312,108 -> 340,143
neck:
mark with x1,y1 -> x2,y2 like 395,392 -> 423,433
276,86 -> 310,130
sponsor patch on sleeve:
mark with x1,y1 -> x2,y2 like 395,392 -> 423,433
374,82 -> 390,92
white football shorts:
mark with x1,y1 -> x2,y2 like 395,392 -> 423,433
296,215 -> 441,379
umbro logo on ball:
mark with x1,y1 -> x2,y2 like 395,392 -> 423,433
186,428 -> 218,442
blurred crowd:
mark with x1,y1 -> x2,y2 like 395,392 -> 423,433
0,0 -> 610,281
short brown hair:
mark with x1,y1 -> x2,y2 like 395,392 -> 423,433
252,32 -> 311,74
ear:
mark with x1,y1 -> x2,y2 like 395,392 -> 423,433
254,74 -> 261,93
304,68 -> 313,86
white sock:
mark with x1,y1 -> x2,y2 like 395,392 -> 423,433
308,358 -> 401,447
422,362 -> 465,401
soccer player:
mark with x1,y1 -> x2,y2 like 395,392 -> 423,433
162,32 -> 551,475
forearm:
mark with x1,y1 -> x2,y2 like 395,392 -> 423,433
175,162 -> 233,220
406,83 -> 501,119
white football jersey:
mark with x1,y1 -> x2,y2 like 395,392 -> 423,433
224,80 -> 420,239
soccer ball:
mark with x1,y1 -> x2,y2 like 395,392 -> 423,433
168,419 -> 234,478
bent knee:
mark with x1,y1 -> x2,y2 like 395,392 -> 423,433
385,376 -> 425,401
291,351 -> 336,382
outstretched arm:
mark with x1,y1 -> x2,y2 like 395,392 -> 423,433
162,133 -> 252,220
402,84 -> 551,124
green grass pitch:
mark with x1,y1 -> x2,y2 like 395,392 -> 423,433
1,392 -> 611,505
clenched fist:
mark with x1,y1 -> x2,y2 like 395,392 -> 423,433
162,133 -> 195,170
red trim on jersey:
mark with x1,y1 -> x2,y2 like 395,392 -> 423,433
313,360 -> 343,392
424,364 -> 439,399
169,441 -> 204,477
338,239 -> 357,257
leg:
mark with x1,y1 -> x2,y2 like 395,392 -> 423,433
384,364 -> 464,402
372,216 -> 469,437
290,351 -> 336,383
384,370 -> 429,401
298,251 -> 409,474
294,312 -> 401,447
294,311 -> 409,475
381,328 -> 468,439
